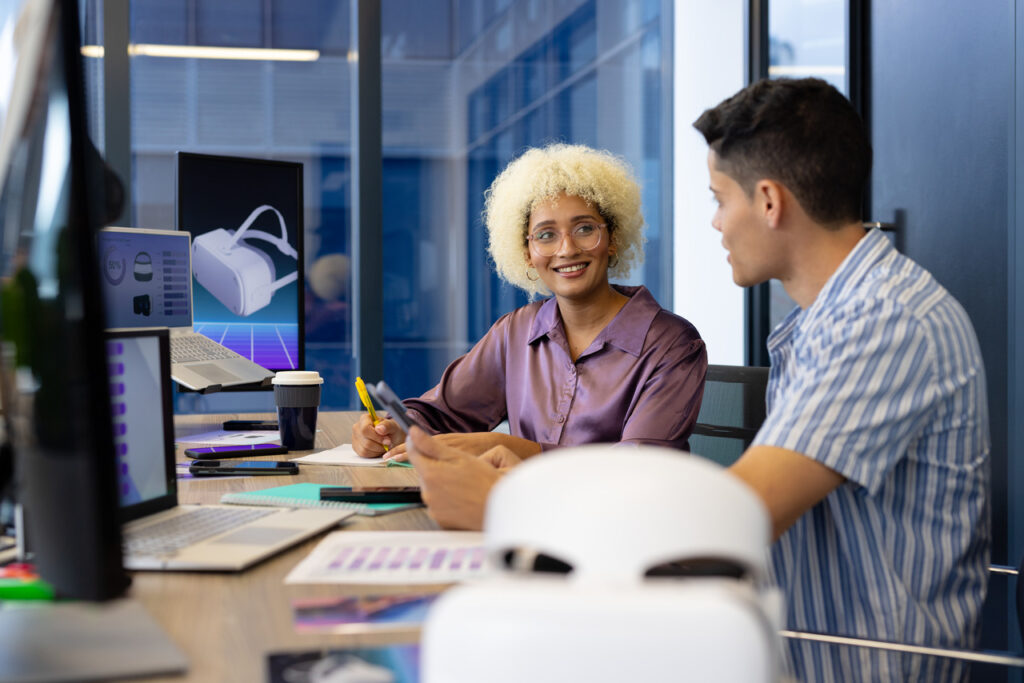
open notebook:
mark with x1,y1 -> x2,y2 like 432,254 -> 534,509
220,483 -> 422,516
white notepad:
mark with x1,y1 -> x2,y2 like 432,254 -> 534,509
290,444 -> 408,467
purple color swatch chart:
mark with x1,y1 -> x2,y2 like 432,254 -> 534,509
285,532 -> 493,585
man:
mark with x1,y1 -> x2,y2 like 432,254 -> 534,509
408,78 -> 990,682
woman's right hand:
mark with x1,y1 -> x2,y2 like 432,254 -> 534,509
351,413 -> 406,458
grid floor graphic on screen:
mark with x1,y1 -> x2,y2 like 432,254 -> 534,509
195,321 -> 298,370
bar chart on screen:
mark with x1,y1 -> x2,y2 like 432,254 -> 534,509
285,531 -> 493,585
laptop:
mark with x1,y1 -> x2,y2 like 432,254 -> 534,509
98,226 -> 275,391
107,328 -> 352,571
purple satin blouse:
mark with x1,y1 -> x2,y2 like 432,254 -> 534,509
404,285 -> 707,451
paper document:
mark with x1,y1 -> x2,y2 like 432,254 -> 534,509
291,444 -> 411,467
175,429 -> 282,446
285,531 -> 492,585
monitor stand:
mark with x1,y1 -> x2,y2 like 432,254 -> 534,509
0,598 -> 188,682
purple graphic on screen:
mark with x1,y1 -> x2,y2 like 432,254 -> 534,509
106,342 -> 142,505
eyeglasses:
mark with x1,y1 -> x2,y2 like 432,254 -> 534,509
526,222 -> 606,257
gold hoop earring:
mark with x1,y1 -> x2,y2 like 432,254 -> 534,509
526,267 -> 539,281
609,255 -> 619,269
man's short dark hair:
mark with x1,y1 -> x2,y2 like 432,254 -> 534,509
693,78 -> 871,227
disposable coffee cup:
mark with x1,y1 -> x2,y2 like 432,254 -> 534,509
272,371 -> 324,450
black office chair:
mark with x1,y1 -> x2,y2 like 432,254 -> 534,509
688,365 -> 770,468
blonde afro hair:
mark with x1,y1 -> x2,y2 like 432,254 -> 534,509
484,144 -> 645,297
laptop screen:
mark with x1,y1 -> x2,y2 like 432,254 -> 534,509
106,328 -> 177,521
98,228 -> 192,330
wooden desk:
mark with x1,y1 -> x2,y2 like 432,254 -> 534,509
131,411 -> 437,683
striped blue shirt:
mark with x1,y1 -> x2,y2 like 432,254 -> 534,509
753,230 -> 990,682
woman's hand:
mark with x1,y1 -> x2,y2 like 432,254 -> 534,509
350,413 -> 406,458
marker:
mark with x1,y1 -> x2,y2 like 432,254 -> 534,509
355,376 -> 389,452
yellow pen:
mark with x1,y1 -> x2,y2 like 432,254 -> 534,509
355,377 -> 388,452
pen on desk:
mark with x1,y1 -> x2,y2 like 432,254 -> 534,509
355,376 -> 389,452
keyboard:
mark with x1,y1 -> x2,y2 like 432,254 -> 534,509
124,507 -> 273,558
171,333 -> 239,363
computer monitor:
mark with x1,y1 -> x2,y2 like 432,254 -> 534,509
0,0 -> 128,599
176,152 -> 304,373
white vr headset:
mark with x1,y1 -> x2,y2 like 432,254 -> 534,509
191,204 -> 298,317
421,447 -> 783,683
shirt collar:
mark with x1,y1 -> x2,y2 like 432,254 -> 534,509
768,229 -> 893,350
527,285 -> 660,358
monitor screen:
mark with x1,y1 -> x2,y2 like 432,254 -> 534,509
176,152 -> 304,372
0,0 -> 127,600
98,228 -> 192,329
106,329 -> 174,512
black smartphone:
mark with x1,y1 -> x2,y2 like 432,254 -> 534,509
222,419 -> 279,431
184,444 -> 288,459
319,486 -> 423,504
364,380 -> 423,433
189,460 -> 299,476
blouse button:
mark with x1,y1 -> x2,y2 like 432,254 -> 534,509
556,415 -> 565,423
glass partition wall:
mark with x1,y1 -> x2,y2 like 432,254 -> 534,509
79,0 -> 674,409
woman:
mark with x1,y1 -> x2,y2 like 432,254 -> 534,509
352,144 -> 706,459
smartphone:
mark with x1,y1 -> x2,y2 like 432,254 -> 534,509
319,486 -> 423,504
222,419 -> 279,431
184,444 -> 288,459
189,460 -> 299,476
364,380 -> 423,433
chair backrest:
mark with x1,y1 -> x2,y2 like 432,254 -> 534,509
689,365 -> 770,467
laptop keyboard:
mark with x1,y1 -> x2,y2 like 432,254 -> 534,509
171,334 -> 240,363
124,507 -> 274,557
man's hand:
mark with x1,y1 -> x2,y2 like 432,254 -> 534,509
479,445 -> 523,470
385,431 -> 540,463
351,413 -> 405,458
406,427 -> 504,531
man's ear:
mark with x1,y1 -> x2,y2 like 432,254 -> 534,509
755,179 -> 785,229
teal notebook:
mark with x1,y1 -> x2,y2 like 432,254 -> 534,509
220,483 -> 421,517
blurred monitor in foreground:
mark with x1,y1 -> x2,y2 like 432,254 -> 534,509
0,0 -> 128,600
